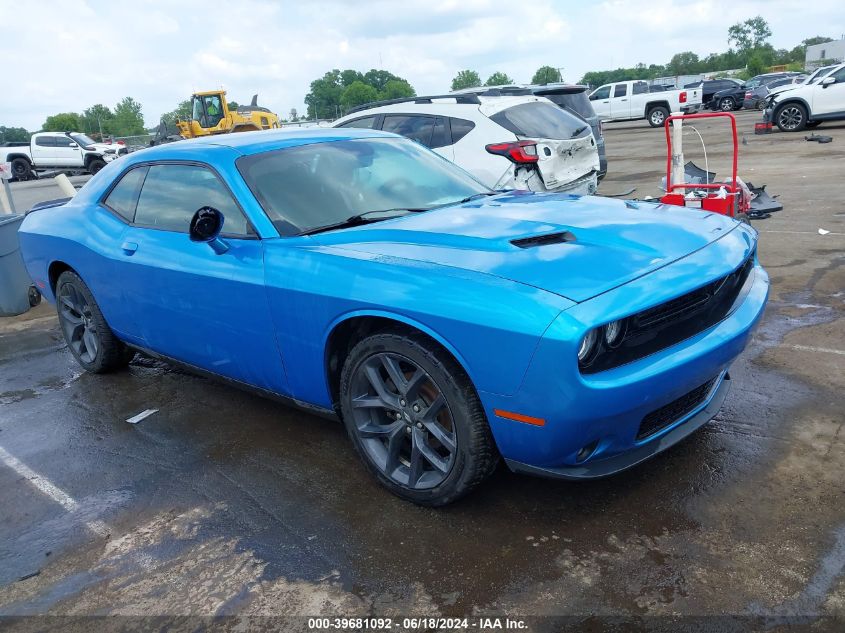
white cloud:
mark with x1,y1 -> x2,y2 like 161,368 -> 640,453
0,0 -> 843,131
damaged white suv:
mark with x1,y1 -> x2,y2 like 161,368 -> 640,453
332,92 -> 601,195
768,62 -> 845,132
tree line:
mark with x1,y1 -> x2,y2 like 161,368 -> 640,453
580,18 -> 832,86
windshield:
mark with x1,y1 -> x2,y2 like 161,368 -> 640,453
71,133 -> 96,146
536,90 -> 595,120
808,66 -> 836,84
490,101 -> 592,139
237,137 -> 490,236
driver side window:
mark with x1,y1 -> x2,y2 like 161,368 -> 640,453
591,86 -> 611,100
133,164 -> 251,236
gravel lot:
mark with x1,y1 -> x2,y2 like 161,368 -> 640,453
1,112 -> 843,630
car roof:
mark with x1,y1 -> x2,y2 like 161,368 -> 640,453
130,127 -> 397,160
333,94 -> 544,123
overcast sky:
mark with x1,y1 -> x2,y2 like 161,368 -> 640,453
1,0 -> 843,131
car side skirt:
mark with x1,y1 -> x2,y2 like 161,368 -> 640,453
126,344 -> 339,421
504,371 -> 730,480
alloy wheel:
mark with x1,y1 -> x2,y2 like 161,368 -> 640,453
650,110 -> 665,125
720,98 -> 734,111
349,352 -> 457,489
778,106 -> 803,130
58,282 -> 99,364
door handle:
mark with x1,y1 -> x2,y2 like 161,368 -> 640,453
121,241 -> 138,255
621,98 -> 628,101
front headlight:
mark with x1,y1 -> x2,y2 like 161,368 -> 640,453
604,319 -> 627,348
578,329 -> 599,363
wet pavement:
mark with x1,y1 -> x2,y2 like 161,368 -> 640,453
0,111 -> 843,630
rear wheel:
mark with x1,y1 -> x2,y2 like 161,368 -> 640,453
719,97 -> 735,111
647,106 -> 669,128
775,103 -> 807,132
56,271 -> 134,373
339,331 -> 498,506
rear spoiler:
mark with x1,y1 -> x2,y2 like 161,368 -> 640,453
28,197 -> 71,214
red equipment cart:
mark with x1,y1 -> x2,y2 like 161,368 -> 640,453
659,111 -> 749,219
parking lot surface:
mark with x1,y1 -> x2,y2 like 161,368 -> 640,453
1,111 -> 843,628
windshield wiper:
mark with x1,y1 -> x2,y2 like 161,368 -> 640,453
570,125 -> 588,138
297,208 -> 429,236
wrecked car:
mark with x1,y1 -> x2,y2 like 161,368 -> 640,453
332,92 -> 600,195
18,129 -> 768,506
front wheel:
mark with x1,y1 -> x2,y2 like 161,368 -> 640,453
775,103 -> 808,132
647,106 -> 669,127
87,159 -> 106,175
11,158 -> 32,181
56,271 -> 134,373
339,331 -> 498,506
719,97 -> 735,111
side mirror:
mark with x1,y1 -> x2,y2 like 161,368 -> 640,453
821,76 -> 836,87
69,142 -> 78,148
189,207 -> 229,254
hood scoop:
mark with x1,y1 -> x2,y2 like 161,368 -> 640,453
511,231 -> 576,249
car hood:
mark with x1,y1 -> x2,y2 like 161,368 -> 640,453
310,192 -> 740,303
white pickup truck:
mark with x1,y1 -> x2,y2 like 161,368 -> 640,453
588,80 -> 702,127
1,132 -> 125,180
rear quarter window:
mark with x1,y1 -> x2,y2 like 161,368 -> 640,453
103,166 -> 148,221
448,118 -> 476,144
490,102 -> 591,140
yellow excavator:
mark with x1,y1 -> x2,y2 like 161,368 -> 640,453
152,90 -> 280,145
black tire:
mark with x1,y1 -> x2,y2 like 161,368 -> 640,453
87,158 -> 106,175
11,157 -> 32,180
339,331 -> 498,506
806,121 -> 822,129
647,106 -> 669,128
719,97 -> 735,111
774,102 -> 808,132
55,271 -> 134,373
756,100 -> 766,111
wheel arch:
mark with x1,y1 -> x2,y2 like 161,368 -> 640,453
48,260 -> 77,295
774,96 -> 811,113
323,310 -> 473,410
645,100 -> 670,112
6,153 -> 32,165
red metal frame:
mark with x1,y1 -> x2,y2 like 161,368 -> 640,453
661,111 -> 743,217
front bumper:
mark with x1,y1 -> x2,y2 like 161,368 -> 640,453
478,228 -> 768,478
506,371 -> 731,479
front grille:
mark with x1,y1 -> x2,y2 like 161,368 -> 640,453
638,375 -> 718,440
581,251 -> 755,374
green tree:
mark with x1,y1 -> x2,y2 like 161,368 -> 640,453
227,101 -> 239,110
451,70 -> 482,91
43,112 -> 83,132
363,69 -> 401,92
340,81 -> 379,110
0,126 -> 30,143
341,69 -> 365,87
111,97 -> 145,136
667,51 -> 701,75
81,104 -> 114,139
485,71 -> 514,86
531,66 -> 561,84
161,99 -> 192,126
379,79 -> 415,100
728,16 -> 771,53
305,69 -> 344,118
745,51 -> 766,77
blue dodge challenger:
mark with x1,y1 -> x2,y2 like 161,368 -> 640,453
18,128 -> 768,505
